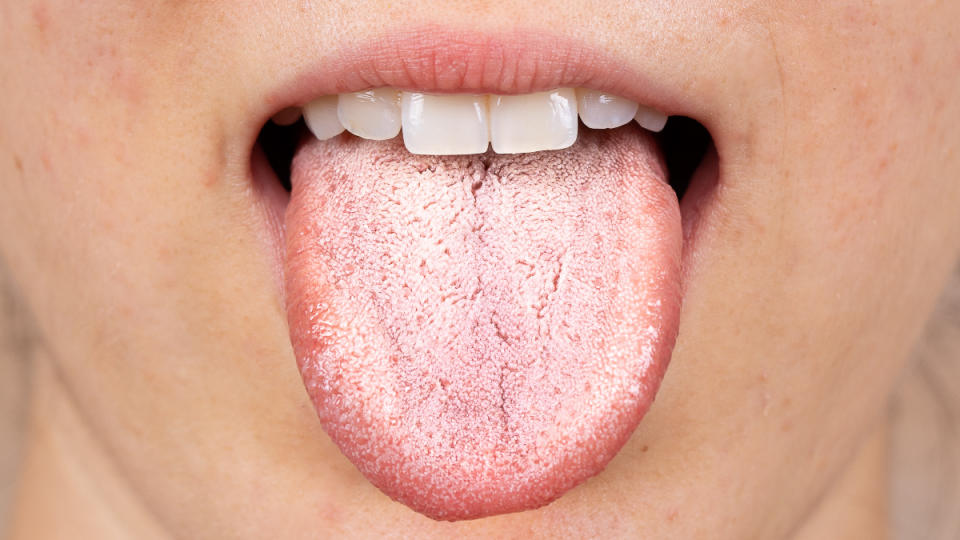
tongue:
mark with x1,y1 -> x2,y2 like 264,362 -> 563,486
285,127 -> 681,521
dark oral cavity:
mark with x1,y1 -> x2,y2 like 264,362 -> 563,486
284,127 -> 682,520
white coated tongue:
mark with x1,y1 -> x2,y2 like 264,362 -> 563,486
284,127 -> 682,521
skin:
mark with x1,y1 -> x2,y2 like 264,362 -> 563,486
1,0 -> 959,538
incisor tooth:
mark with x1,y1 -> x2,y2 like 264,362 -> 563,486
338,88 -> 402,141
490,89 -> 578,154
400,92 -> 489,155
634,105 -> 668,133
304,87 -> 667,152
303,95 -> 344,140
576,89 -> 639,129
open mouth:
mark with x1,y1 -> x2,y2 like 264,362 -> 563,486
247,30 -> 716,522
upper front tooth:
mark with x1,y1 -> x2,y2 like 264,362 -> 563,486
634,105 -> 668,133
303,95 -> 345,140
576,89 -> 639,129
400,92 -> 490,155
304,87 -> 666,152
490,89 -> 578,154
338,88 -> 402,140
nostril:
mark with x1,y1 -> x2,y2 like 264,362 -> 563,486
656,116 -> 712,200
257,117 -> 305,192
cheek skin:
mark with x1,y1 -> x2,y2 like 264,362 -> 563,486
0,0 -> 958,539
1,2 -> 317,535
661,3 -> 960,537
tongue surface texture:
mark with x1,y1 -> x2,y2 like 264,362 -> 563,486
285,127 -> 681,520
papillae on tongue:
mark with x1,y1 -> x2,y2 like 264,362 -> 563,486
285,127 -> 682,521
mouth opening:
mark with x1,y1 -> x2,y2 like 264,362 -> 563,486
248,96 -> 717,520
241,25 -> 727,520
256,116 -> 303,193
253,114 -> 714,204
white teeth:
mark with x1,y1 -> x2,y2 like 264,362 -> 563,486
301,87 -> 668,154
303,95 -> 344,141
634,105 -> 668,133
400,92 -> 489,155
271,107 -> 302,126
338,88 -> 402,140
490,89 -> 578,154
576,89 -> 638,129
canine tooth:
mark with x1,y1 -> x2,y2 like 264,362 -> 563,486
303,95 -> 344,140
576,89 -> 639,129
338,88 -> 402,140
400,92 -> 489,155
634,105 -> 668,132
271,107 -> 302,126
490,88 -> 578,154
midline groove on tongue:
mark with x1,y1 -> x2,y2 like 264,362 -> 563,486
285,128 -> 682,520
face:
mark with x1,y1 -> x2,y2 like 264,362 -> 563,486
2,0 -> 959,537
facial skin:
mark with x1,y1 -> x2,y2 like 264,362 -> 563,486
1,1 -> 959,538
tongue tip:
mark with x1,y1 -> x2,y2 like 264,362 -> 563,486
396,434 -> 640,522
345,416 -> 645,522
306,358 -> 669,522
397,479 -> 571,522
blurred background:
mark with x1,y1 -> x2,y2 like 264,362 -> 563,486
1,264 -> 958,539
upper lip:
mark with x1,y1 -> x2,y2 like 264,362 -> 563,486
253,26 -> 711,132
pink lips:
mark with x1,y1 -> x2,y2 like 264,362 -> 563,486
262,28 -> 686,123
284,126 -> 682,520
